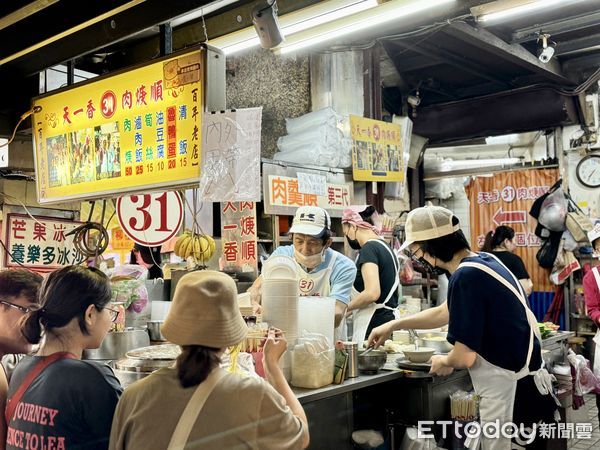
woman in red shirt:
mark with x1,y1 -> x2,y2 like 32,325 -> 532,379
583,227 -> 600,427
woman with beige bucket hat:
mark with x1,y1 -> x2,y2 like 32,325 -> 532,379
109,270 -> 309,450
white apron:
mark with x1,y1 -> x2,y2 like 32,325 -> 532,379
590,268 -> 600,376
295,252 -> 346,341
351,239 -> 400,343
460,256 -> 553,450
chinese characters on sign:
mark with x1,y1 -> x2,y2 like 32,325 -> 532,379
198,108 -> 262,202
466,168 -> 560,292
32,48 -> 204,204
220,202 -> 258,275
268,175 -> 351,211
350,115 -> 406,182
4,214 -> 85,270
111,227 -> 134,251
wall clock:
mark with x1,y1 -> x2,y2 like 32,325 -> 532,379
576,153 -> 600,188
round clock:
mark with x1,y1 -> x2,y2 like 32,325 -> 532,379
576,153 -> 600,188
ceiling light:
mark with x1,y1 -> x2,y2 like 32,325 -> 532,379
210,0 -> 379,55
277,0 -> 455,55
471,0 -> 587,24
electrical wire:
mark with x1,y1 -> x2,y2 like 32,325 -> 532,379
0,106 -> 42,149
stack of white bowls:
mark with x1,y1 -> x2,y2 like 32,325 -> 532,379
261,255 -> 299,380
404,296 -> 421,315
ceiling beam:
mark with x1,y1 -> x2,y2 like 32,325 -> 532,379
0,0 -> 59,32
556,32 -> 600,56
391,53 -> 442,72
511,10 -> 600,44
563,53 -> 600,71
444,21 -> 572,85
388,38 -> 512,88
0,0 -> 215,76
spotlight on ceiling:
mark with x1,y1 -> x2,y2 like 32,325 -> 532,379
252,0 -> 284,49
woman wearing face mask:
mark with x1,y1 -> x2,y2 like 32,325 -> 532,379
248,206 -> 356,331
481,225 -> 533,296
342,206 -> 399,342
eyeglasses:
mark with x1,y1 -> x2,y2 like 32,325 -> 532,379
0,300 -> 34,314
405,246 -> 424,261
104,307 -> 120,323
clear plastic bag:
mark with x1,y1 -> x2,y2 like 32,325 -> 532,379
110,265 -> 149,327
567,350 -> 600,395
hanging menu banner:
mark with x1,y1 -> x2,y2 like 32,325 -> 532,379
350,115 -> 405,182
4,214 -> 85,271
32,47 -> 205,204
220,201 -> 258,275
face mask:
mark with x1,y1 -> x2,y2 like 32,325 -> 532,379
345,225 -> 361,250
294,248 -> 325,269
417,256 -> 447,277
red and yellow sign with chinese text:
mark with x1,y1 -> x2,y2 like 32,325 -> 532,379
268,175 -> 351,211
350,115 -> 404,182
4,214 -> 84,271
220,202 -> 258,276
466,168 -> 559,292
32,48 -> 204,204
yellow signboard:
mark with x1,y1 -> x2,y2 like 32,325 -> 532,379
32,47 -> 204,204
350,115 -> 404,182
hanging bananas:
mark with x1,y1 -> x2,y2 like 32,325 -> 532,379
174,229 -> 216,263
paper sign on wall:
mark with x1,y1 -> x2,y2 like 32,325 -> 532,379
198,108 -> 262,202
297,172 -> 327,196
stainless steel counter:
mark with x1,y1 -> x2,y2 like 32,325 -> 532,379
293,370 -> 405,403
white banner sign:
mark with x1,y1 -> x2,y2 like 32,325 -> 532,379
4,214 -> 84,270
198,107 -> 262,202
267,175 -> 351,211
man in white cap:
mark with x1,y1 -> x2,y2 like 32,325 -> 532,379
249,206 -> 356,328
368,205 -> 556,450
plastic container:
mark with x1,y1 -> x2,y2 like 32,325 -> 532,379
298,296 -> 336,347
291,345 -> 334,388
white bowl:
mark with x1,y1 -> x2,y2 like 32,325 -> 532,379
403,347 -> 435,364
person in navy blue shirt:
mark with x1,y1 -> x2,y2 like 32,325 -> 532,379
368,205 -> 556,450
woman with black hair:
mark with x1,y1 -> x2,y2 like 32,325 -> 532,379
130,243 -> 164,280
6,266 -> 123,450
342,205 -> 399,342
481,225 -> 533,296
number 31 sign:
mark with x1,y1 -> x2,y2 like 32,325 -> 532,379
116,191 -> 183,246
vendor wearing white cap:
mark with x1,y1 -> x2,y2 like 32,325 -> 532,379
249,206 -> 356,328
368,205 -> 557,450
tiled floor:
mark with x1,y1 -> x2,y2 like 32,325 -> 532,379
568,394 -> 599,449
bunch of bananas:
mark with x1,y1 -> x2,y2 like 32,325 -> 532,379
174,230 -> 216,263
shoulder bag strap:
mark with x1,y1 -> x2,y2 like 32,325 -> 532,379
5,352 -> 76,425
593,267 -> 600,292
167,368 -> 228,450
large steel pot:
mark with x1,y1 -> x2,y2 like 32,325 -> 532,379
110,344 -> 181,387
83,328 -> 150,360
417,331 -> 453,354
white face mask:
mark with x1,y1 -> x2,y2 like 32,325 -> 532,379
294,248 -> 325,269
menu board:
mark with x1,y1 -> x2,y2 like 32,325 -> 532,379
32,47 -> 205,204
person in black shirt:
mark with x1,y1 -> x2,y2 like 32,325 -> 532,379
481,225 -> 533,296
342,205 -> 399,342
130,243 -> 164,279
368,206 -> 556,450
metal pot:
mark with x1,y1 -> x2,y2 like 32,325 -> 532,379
417,331 -> 453,354
110,343 -> 181,388
147,320 -> 166,341
357,350 -> 387,374
83,328 -> 150,360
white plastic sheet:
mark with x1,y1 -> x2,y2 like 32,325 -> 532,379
198,108 -> 262,201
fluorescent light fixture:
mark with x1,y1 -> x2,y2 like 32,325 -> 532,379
277,0 -> 455,55
471,0 -> 587,23
210,0 -> 379,55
